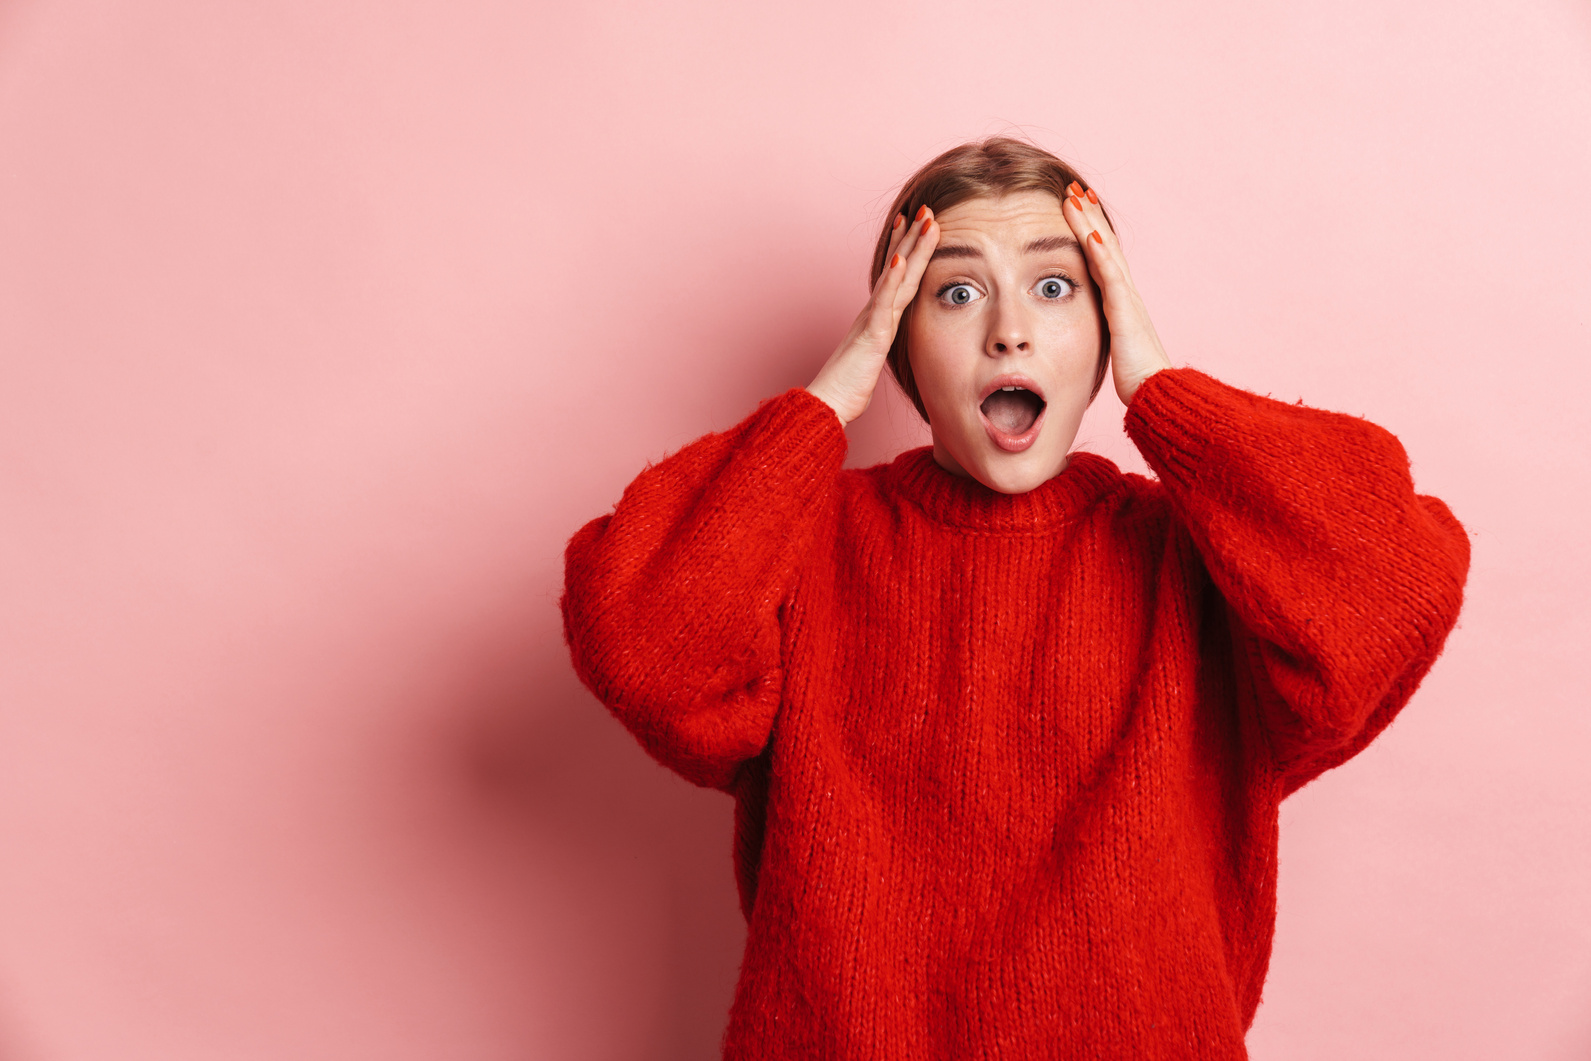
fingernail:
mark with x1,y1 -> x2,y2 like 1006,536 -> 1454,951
915,204 -> 929,222
1086,188 -> 1098,204
893,213 -> 904,229
1067,181 -> 1083,197
1068,194 -> 1084,211
891,252 -> 902,268
1089,230 -> 1103,245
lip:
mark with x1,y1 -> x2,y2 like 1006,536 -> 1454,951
978,374 -> 1048,453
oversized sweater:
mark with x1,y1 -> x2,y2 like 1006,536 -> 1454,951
560,367 -> 1470,1059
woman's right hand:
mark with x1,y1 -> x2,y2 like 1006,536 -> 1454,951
806,206 -> 940,426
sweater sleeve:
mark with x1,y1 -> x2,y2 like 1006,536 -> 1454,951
560,388 -> 846,792
1123,368 -> 1471,796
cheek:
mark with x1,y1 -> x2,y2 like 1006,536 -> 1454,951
906,309 -> 974,410
1042,304 -> 1105,373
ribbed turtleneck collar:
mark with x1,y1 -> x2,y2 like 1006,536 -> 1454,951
879,447 -> 1123,533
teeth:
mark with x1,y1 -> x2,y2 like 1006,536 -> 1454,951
1001,386 -> 1018,391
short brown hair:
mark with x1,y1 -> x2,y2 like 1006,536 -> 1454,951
870,137 -> 1114,421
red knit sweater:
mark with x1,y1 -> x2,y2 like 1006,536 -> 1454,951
560,368 -> 1470,1059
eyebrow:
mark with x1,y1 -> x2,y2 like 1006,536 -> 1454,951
929,235 -> 1082,262
1025,235 -> 1082,255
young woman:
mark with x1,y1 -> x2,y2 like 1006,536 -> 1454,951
561,137 -> 1470,1059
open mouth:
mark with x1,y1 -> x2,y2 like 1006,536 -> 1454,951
979,380 -> 1047,452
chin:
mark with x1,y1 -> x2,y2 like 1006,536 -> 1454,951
966,445 -> 1070,495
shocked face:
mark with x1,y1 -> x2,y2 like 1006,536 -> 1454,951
905,190 -> 1104,494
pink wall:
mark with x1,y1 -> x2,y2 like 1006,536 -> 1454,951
1,0 -> 1587,1056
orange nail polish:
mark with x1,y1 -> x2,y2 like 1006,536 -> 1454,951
1068,181 -> 1083,197
891,252 -> 902,268
1068,194 -> 1083,211
1089,230 -> 1104,245
1086,188 -> 1098,204
893,213 -> 904,229
915,204 -> 929,222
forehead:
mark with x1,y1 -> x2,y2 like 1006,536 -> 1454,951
931,189 -> 1078,247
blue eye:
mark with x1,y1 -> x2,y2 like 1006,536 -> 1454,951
1034,276 -> 1074,299
940,283 -> 982,306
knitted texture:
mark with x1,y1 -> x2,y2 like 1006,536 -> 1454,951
561,368 -> 1470,1059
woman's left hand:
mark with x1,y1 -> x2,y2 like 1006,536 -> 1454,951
1062,182 -> 1173,405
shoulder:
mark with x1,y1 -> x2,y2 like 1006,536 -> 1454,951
1070,452 -> 1169,522
1073,458 -> 1192,564
831,459 -> 904,527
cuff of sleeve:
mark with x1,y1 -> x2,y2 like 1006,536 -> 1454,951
1122,367 -> 1246,491
745,387 -> 849,490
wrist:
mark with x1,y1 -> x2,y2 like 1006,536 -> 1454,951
804,383 -> 851,426
1119,364 -> 1169,406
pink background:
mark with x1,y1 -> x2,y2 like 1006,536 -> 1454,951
2,0 -> 1588,1056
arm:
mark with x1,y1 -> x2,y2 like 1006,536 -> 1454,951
1061,184 -> 1470,793
1125,369 -> 1471,793
561,389 -> 845,792
563,203 -> 941,792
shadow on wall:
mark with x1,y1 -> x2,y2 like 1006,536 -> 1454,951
422,305 -> 904,1057
441,608 -> 750,1059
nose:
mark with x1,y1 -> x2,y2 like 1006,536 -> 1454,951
985,291 -> 1032,357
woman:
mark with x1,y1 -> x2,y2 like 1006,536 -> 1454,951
561,137 -> 1470,1058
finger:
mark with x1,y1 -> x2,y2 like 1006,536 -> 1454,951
868,214 -> 909,300
1060,193 -> 1115,301
1063,182 -> 1134,286
887,204 -> 935,262
886,211 -> 908,258
888,207 -> 939,309
872,206 -> 936,316
1066,196 -> 1147,346
1064,188 -> 1165,368
869,207 -> 925,301
859,241 -> 914,343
